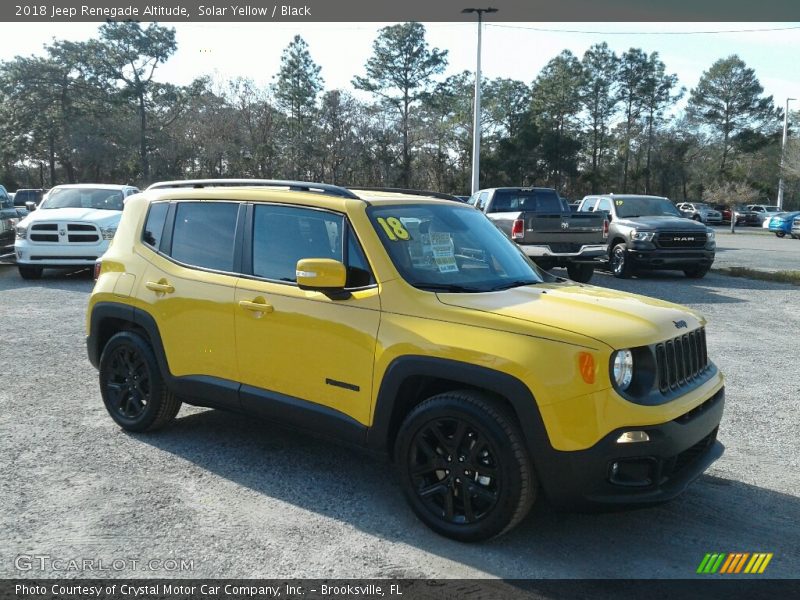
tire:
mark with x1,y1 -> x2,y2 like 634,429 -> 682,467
98,331 -> 181,432
566,262 -> 594,283
684,265 -> 710,279
394,391 -> 536,542
18,265 -> 43,280
775,231 -> 785,238
693,215 -> 702,221
609,243 -> 634,279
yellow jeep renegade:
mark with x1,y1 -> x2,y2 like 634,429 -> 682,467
87,180 -> 724,541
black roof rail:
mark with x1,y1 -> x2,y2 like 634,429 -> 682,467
351,186 -> 461,202
145,178 -> 361,199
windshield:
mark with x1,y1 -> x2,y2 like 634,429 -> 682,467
614,197 -> 681,218
40,188 -> 124,211
765,206 -> 780,212
369,204 -> 545,292
693,203 -> 710,209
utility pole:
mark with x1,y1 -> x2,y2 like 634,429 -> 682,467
777,97 -> 796,210
463,7 -> 497,195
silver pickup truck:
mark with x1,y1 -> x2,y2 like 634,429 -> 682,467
468,187 -> 608,282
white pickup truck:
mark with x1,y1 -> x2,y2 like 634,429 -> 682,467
13,184 -> 139,279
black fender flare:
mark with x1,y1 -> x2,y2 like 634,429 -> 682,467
367,355 -> 555,462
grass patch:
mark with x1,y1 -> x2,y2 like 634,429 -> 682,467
714,266 -> 800,286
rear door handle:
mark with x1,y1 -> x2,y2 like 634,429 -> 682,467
239,299 -> 274,315
145,280 -> 174,294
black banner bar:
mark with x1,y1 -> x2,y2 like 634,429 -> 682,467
2,0 -> 800,22
2,580 -> 798,600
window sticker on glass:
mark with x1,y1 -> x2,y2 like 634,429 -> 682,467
615,200 -> 624,206
427,232 -> 458,273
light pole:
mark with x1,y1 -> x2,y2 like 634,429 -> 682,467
777,97 -> 796,210
463,7 -> 497,195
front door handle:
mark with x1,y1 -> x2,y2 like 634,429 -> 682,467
239,298 -> 274,315
145,280 -> 175,294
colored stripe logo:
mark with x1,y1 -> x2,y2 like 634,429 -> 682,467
697,553 -> 773,574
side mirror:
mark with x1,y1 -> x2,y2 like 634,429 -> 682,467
25,201 -> 37,212
296,258 -> 347,292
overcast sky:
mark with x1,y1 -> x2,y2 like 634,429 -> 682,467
2,21 -> 798,111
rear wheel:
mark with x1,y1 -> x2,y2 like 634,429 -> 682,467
566,262 -> 594,283
99,331 -> 181,432
693,215 -> 702,221
18,266 -> 43,280
684,265 -> 710,279
775,231 -> 785,238
609,243 -> 634,279
395,391 -> 536,542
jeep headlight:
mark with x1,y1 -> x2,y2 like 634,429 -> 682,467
706,228 -> 715,241
611,350 -> 634,391
100,225 -> 118,240
15,223 -> 28,239
630,230 -> 655,242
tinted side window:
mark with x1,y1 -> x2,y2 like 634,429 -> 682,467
171,202 -> 239,271
252,205 -> 343,282
142,202 -> 169,250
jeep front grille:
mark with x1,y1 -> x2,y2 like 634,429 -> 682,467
655,328 -> 709,393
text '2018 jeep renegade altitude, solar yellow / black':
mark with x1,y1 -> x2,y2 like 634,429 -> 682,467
86,180 -> 724,541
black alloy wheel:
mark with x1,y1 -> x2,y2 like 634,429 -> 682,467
105,344 -> 151,420
99,331 -> 181,432
395,391 -> 536,541
409,417 -> 500,525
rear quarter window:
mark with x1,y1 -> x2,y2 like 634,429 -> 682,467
142,203 -> 169,250
170,202 -> 239,272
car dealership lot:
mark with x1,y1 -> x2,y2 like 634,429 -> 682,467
0,264 -> 798,579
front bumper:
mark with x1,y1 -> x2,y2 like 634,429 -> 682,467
536,386 -> 725,508
626,245 -> 715,269
15,238 -> 109,267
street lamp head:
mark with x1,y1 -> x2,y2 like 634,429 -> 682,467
461,7 -> 499,13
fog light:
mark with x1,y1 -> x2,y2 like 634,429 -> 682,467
609,457 -> 657,487
616,430 -> 650,444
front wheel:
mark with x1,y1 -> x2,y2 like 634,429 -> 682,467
99,331 -> 181,432
566,262 -> 594,283
18,265 -> 43,280
395,391 -> 536,542
775,231 -> 785,238
609,243 -> 634,279
684,265 -> 711,279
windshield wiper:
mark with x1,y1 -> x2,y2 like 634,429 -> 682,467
416,283 -> 484,293
486,279 -> 538,291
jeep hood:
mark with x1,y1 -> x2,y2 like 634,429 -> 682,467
436,284 -> 705,350
20,207 -> 122,227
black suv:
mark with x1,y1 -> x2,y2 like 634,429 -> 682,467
577,194 -> 715,279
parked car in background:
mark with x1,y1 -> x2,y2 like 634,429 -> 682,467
747,204 -> 781,225
791,216 -> 800,239
469,187 -> 608,282
767,211 -> 800,238
710,204 -> 759,225
14,183 -> 139,279
675,202 -> 722,224
0,186 -> 19,259
578,194 -> 715,279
